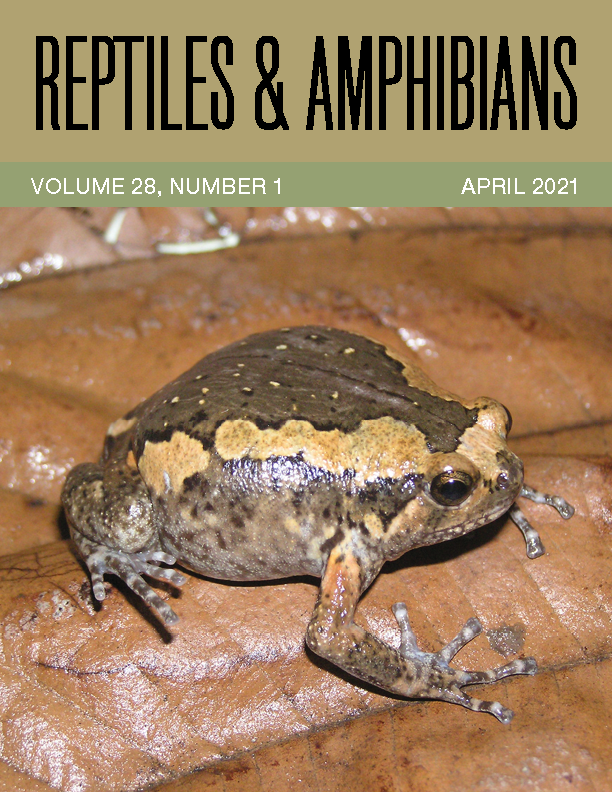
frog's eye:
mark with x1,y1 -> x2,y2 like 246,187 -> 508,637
502,405 -> 513,434
430,471 -> 474,506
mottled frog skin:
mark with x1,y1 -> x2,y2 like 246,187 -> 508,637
62,326 -> 574,723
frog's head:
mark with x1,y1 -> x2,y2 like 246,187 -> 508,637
384,396 -> 523,556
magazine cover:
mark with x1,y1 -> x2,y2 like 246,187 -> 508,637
0,2 -> 609,790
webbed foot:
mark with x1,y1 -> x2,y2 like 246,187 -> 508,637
392,603 -> 537,723
510,483 -> 575,558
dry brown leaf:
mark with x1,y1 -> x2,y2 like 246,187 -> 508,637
0,209 -> 611,791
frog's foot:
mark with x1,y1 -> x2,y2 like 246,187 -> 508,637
392,603 -> 537,724
74,533 -> 186,625
510,484 -> 575,558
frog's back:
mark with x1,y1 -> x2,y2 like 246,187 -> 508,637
127,326 -> 478,459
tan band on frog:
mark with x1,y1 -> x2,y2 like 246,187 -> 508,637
139,431 -> 211,496
378,344 -> 463,403
214,416 -> 429,484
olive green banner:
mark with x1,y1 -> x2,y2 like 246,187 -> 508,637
0,162 -> 606,206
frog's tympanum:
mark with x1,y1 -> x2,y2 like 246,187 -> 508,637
62,327 -> 573,723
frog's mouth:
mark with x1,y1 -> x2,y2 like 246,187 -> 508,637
479,495 -> 518,526
444,496 -> 513,532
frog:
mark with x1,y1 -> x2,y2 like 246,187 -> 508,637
62,326 -> 574,723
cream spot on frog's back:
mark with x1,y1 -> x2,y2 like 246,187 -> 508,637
106,417 -> 137,437
214,417 -> 428,484
139,431 -> 211,496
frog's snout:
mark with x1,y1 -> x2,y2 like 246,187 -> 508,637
495,451 -> 524,500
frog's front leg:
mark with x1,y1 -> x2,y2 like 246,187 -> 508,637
306,543 -> 536,723
62,461 -> 186,625
510,483 -> 575,558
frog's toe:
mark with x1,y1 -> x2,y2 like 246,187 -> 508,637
554,497 -> 575,520
392,603 -> 482,662
520,484 -> 575,519
88,563 -> 108,603
391,602 -> 419,653
436,617 -> 482,662
131,553 -> 187,587
134,550 -> 180,565
440,687 -> 515,724
508,503 -> 545,558
461,656 -> 537,686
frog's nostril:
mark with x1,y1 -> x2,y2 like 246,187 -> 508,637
497,471 -> 510,490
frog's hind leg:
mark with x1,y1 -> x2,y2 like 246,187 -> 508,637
306,542 -> 535,723
63,461 -> 186,625
510,484 -> 575,558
